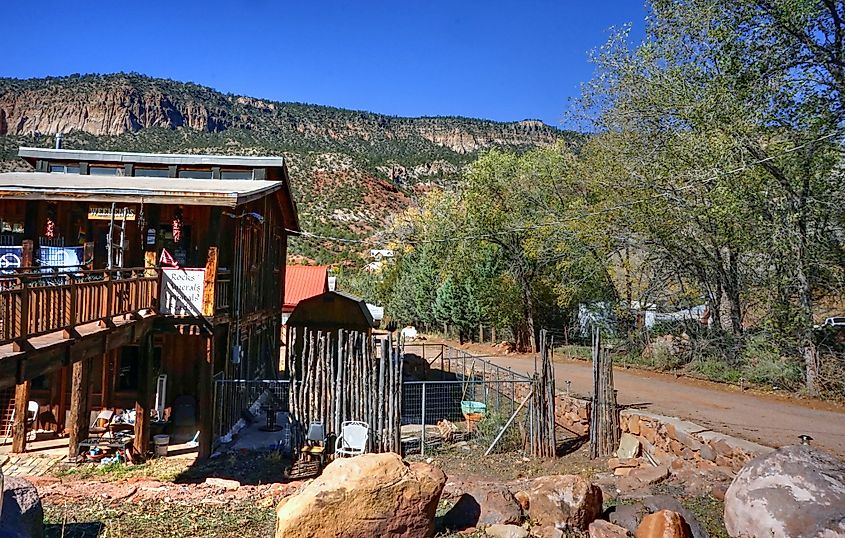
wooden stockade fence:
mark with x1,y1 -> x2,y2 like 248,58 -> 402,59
530,329 -> 556,457
286,327 -> 403,454
589,327 -> 620,458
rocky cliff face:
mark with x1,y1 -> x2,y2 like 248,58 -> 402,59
0,78 -> 235,136
0,74 -> 562,153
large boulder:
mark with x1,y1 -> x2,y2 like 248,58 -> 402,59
0,476 -> 44,538
523,475 -> 602,530
443,484 -> 523,529
589,520 -> 631,537
724,445 -> 845,537
275,453 -> 446,538
635,510 -> 691,538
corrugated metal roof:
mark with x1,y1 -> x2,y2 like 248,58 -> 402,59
18,147 -> 285,167
283,265 -> 329,311
0,171 -> 284,207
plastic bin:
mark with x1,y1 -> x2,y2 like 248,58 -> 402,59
153,434 -> 170,457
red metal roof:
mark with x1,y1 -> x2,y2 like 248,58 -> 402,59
283,265 -> 329,312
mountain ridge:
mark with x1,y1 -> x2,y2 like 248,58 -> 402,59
0,73 -> 575,263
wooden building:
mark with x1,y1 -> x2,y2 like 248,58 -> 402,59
0,146 -> 298,458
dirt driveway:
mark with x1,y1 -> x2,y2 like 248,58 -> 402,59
432,340 -> 845,458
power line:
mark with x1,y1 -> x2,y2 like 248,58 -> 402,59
286,131 -> 844,247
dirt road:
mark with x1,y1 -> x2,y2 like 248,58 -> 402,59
434,341 -> 845,457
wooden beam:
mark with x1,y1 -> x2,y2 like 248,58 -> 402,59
11,380 -> 31,453
67,357 -> 92,459
58,365 -> 68,432
197,334 -> 214,458
134,334 -> 154,460
21,239 -> 34,267
201,247 -> 218,317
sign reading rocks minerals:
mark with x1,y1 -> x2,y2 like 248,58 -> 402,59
160,268 -> 206,316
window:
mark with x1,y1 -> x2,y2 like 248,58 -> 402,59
177,169 -> 213,179
89,166 -> 121,176
49,164 -> 80,174
117,347 -> 140,391
135,167 -> 170,178
221,170 -> 254,180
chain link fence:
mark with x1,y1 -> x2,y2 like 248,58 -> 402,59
213,376 -> 290,443
400,344 -> 537,455
213,344 -> 546,457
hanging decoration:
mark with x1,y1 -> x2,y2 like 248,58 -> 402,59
44,203 -> 57,239
172,207 -> 183,243
137,200 -> 146,244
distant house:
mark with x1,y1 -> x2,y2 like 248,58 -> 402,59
282,265 -> 329,325
365,248 -> 395,273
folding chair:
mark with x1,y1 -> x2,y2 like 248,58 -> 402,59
89,409 -> 115,439
335,421 -> 369,457
300,422 -> 329,467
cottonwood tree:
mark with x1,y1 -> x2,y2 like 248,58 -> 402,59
580,0 -> 845,394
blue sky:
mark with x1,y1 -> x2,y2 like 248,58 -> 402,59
2,1 -> 646,126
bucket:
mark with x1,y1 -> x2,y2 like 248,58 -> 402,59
153,434 -> 170,457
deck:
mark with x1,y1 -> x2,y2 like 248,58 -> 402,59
0,267 -> 159,390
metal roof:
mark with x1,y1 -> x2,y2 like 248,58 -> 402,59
283,265 -> 329,312
18,147 -> 285,168
0,171 -> 284,207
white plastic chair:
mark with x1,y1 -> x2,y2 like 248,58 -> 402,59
26,401 -> 39,425
334,421 -> 369,457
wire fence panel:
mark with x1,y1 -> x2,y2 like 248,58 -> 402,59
213,379 -> 290,442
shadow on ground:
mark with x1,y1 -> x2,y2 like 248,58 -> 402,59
45,522 -> 104,538
556,435 -> 587,457
172,450 -> 293,485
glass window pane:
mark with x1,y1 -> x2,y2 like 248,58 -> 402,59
89,166 -> 120,176
135,167 -> 170,178
49,165 -> 65,173
177,170 -> 213,179
66,166 -> 80,174
177,170 -> 212,179
220,170 -> 254,180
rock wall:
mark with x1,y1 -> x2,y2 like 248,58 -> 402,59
551,394 -> 771,474
619,411 -> 771,473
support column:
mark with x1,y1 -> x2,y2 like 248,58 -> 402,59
11,380 -> 31,453
67,357 -> 92,459
134,334 -> 154,460
197,334 -> 214,458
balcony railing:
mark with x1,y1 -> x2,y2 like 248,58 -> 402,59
0,267 -> 160,348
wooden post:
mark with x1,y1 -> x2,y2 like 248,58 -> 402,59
201,247 -> 218,317
11,380 -> 31,453
83,242 -> 94,270
134,333 -> 154,459
589,327 -> 619,458
197,334 -> 214,458
21,239 -> 33,269
68,357 -> 93,459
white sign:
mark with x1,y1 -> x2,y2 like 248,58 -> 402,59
160,268 -> 206,316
